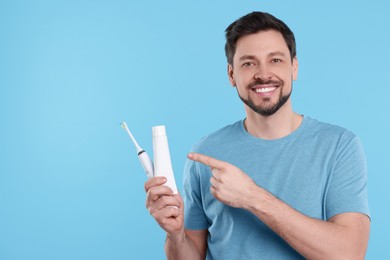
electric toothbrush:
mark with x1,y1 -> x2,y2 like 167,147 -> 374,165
120,122 -> 154,179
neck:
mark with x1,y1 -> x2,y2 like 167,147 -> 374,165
244,101 -> 303,140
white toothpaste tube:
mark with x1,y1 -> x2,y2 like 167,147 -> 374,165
152,125 -> 178,194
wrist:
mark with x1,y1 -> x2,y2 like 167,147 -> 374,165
166,229 -> 186,244
242,183 -> 266,212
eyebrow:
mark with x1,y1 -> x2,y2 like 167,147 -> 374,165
238,55 -> 256,61
268,51 -> 287,57
238,51 -> 288,62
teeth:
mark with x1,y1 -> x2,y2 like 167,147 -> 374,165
255,87 -> 276,93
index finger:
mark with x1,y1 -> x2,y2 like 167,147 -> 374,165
187,152 -> 226,170
144,176 -> 167,192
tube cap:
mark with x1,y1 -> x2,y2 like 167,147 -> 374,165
152,125 -> 166,136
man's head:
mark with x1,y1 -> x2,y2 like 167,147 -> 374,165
225,11 -> 296,65
225,12 -> 298,117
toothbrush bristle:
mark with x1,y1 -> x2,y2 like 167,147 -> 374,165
120,122 -> 127,129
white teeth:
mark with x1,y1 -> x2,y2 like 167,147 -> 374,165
255,87 -> 276,93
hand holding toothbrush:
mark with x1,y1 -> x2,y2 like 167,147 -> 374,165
144,177 -> 184,235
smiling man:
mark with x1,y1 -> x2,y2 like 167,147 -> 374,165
232,31 -> 297,118
145,12 -> 370,259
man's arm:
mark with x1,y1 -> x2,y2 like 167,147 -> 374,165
188,153 -> 370,260
246,185 -> 370,259
165,230 -> 208,260
145,177 -> 208,260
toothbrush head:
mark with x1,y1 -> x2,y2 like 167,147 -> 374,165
120,121 -> 142,152
120,122 -> 129,130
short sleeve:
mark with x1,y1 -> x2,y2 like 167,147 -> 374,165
325,132 -> 370,220
183,158 -> 209,230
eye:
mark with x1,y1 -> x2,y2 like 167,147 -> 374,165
272,58 -> 282,63
241,61 -> 254,68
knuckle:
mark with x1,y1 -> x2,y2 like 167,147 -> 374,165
148,188 -> 157,198
146,191 -> 155,204
151,211 -> 159,220
161,218 -> 169,225
205,158 -> 212,166
168,206 -> 176,216
161,196 -> 173,207
146,198 -> 154,210
159,195 -> 167,202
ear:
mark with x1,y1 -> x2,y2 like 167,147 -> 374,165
227,64 -> 236,87
292,57 -> 298,81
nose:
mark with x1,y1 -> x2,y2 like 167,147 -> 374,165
254,64 -> 272,80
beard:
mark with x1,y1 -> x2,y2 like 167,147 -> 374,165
237,79 -> 292,117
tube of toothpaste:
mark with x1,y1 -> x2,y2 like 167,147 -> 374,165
152,125 -> 178,194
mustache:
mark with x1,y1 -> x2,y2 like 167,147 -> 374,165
247,79 -> 283,88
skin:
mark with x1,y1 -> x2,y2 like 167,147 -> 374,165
145,29 -> 370,259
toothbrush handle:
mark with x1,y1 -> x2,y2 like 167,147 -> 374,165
138,151 -> 154,179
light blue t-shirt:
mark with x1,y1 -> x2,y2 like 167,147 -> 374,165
183,117 -> 370,259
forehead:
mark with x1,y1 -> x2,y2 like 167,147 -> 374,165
234,30 -> 290,60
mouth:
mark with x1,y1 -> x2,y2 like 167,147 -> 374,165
250,84 -> 279,96
253,86 -> 277,93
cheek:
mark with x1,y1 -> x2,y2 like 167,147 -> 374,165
235,73 -> 253,86
235,79 -> 251,92
281,79 -> 293,94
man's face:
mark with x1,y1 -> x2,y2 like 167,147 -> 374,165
228,30 -> 298,116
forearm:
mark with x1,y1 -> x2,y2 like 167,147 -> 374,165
244,186 -> 369,260
165,232 -> 204,260
187,152 -> 369,258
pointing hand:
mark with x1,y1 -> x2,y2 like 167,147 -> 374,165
188,152 -> 259,209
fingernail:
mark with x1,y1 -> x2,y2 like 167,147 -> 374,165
188,153 -> 193,158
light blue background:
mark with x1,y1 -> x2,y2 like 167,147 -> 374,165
1,0 -> 389,259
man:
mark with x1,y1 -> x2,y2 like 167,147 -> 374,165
145,11 -> 370,259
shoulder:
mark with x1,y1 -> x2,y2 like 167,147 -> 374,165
304,117 -> 357,142
303,117 -> 365,161
191,120 -> 243,153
